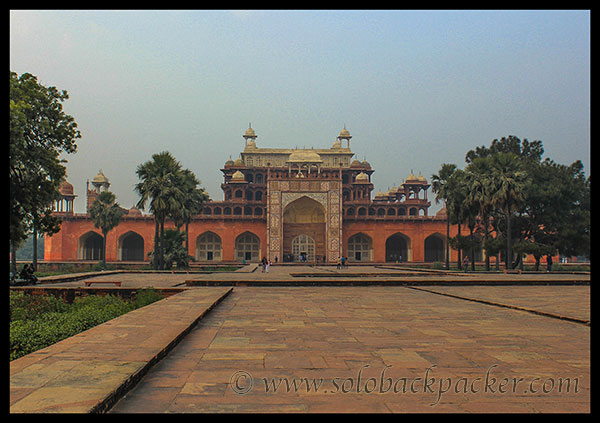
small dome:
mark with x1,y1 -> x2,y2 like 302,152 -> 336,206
224,157 -> 235,167
128,206 -> 142,216
59,180 -> 74,195
244,126 -> 256,138
332,139 -> 342,149
417,172 -> 427,182
287,149 -> 323,163
387,185 -> 398,195
92,170 -> 109,184
350,159 -> 362,167
233,157 -> 245,166
338,127 -> 352,139
374,190 -> 385,198
231,170 -> 245,180
406,172 -> 419,182
355,172 -> 369,182
362,159 -> 371,168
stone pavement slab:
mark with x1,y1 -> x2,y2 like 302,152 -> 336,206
409,285 -> 591,324
10,287 -> 232,413
111,287 -> 590,413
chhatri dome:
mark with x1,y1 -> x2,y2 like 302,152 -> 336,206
287,149 -> 323,163
355,172 -> 370,182
244,124 -> 257,139
338,127 -> 352,140
92,170 -> 109,185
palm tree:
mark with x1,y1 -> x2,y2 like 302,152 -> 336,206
465,157 -> 494,271
488,152 -> 527,270
89,190 -> 124,269
135,151 -> 184,270
170,169 -> 208,253
445,168 -> 469,269
431,163 -> 457,270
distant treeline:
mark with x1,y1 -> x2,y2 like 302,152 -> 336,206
15,236 -> 44,261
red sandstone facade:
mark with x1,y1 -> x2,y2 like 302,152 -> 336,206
45,127 -> 462,264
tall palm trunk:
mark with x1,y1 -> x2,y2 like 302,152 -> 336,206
506,202 -> 512,270
153,220 -> 159,269
483,216 -> 490,271
159,218 -> 165,270
445,210 -> 450,270
101,231 -> 107,269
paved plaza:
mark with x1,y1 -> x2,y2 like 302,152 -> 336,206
10,265 -> 590,413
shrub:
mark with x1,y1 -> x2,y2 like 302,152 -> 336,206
9,291 -> 68,322
9,290 -> 163,361
133,288 -> 163,309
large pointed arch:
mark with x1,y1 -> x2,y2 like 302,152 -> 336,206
118,231 -> 145,261
385,232 -> 412,262
78,231 -> 103,261
235,231 -> 260,262
347,232 -> 373,262
196,231 -> 223,262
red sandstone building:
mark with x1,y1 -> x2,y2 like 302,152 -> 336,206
45,127 -> 461,264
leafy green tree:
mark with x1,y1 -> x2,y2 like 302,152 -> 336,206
548,160 -> 590,260
10,71 -> 81,275
89,191 -> 124,269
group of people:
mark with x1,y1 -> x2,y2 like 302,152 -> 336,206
337,256 -> 348,270
461,254 -> 555,272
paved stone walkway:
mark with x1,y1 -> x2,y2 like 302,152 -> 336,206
10,267 -> 590,413
111,286 -> 590,413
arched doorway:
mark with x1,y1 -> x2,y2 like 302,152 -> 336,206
78,231 -> 103,261
347,233 -> 373,262
118,231 -> 144,261
235,232 -> 260,262
291,234 -> 315,262
385,233 -> 410,263
282,196 -> 325,262
196,232 -> 222,262
424,234 -> 445,262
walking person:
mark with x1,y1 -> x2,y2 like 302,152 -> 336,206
266,259 -> 270,273
463,255 -> 469,273
546,254 -> 553,272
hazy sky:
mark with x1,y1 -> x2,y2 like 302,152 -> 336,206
10,10 -> 590,214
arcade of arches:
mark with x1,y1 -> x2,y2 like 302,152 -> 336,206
75,228 -> 453,264
46,126 -> 463,264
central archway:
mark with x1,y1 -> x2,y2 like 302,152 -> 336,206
282,196 -> 325,262
291,234 -> 315,262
